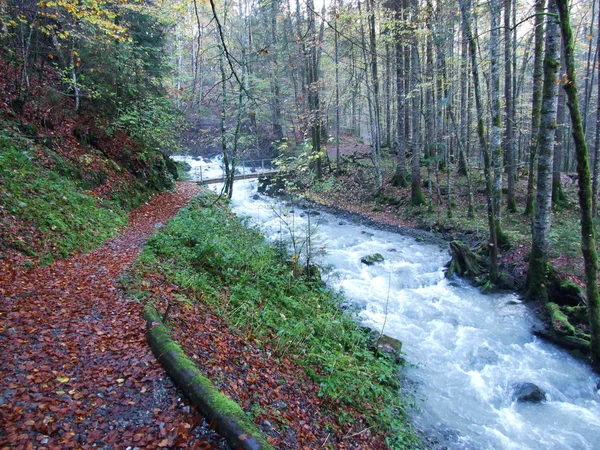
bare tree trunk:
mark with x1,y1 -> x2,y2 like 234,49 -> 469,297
556,0 -> 600,371
385,42 -> 392,149
504,0 -> 517,212
306,0 -> 322,179
367,0 -> 383,193
392,0 -> 408,187
410,0 -> 425,206
70,47 -> 80,112
490,0 -> 506,248
582,0 -> 597,136
459,0 -> 498,283
271,0 -> 283,141
424,0 -> 436,211
525,0 -> 546,216
458,8 -> 469,176
593,6 -> 600,216
527,0 -> 561,302
552,53 -> 568,207
334,0 -> 341,170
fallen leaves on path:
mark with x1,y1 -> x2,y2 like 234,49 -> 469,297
0,182 -> 229,449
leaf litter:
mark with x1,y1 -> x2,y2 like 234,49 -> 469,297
0,182 -> 229,449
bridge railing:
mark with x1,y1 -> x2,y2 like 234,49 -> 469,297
190,159 -> 276,183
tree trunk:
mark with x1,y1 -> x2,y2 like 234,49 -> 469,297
367,0 -> 383,193
527,0 -> 561,302
270,0 -> 284,141
490,0 -> 506,249
385,41 -> 392,149
410,1 -> 425,206
144,306 -> 273,450
459,0 -> 498,283
306,0 -> 322,179
593,5 -> 600,216
552,53 -> 568,207
582,0 -> 597,136
555,0 -> 600,371
504,0 -> 517,212
458,8 -> 469,176
334,0 -> 341,170
392,0 -> 408,187
525,0 -> 546,216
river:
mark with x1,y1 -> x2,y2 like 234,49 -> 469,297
179,157 -> 600,449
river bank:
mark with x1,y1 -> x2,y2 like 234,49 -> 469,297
229,177 -> 600,450
122,189 -> 419,449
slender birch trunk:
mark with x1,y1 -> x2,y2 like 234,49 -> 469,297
527,0 -> 561,302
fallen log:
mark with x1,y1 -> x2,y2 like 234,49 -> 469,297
144,305 -> 273,450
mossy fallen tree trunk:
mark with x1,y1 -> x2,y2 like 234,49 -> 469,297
144,305 -> 273,450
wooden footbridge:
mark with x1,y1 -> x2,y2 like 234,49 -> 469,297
191,159 -> 280,184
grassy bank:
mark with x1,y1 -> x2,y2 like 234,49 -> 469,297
124,190 -> 419,449
0,120 -> 178,266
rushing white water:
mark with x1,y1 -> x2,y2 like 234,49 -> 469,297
199,174 -> 600,450
171,154 -> 226,181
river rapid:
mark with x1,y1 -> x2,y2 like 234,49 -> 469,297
179,157 -> 600,449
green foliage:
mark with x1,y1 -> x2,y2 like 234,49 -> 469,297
129,196 -> 419,449
0,142 -> 126,263
116,97 -> 184,152
550,213 -> 583,261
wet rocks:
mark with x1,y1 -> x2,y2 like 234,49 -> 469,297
361,253 -> 384,265
512,382 -> 546,403
376,334 -> 403,363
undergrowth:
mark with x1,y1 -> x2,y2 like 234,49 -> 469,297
128,191 -> 419,449
0,138 -> 127,263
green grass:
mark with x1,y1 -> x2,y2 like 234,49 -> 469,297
0,140 -> 127,263
127,191 -> 419,449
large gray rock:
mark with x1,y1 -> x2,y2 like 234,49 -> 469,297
512,382 -> 546,403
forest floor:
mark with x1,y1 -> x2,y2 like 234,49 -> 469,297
0,182 -> 234,449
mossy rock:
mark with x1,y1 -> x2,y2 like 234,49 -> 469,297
361,253 -> 385,266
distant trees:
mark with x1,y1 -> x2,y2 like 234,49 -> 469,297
160,0 -> 600,300
1,0 -> 180,151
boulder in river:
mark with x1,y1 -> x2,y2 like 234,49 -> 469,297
512,382 -> 546,403
361,253 -> 384,265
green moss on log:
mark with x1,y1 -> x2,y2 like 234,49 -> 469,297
144,305 -> 273,450
547,302 -> 576,335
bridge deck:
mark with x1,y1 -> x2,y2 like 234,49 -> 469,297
200,170 -> 280,185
